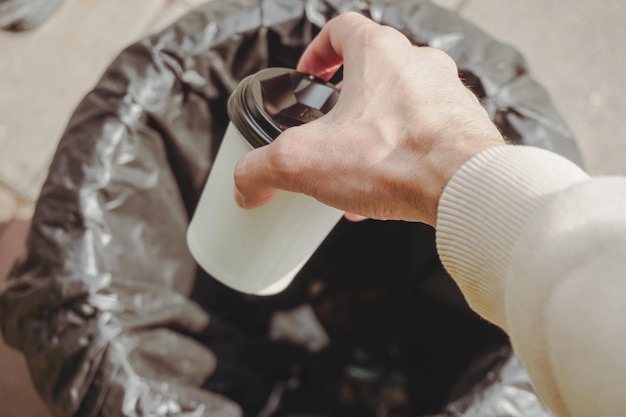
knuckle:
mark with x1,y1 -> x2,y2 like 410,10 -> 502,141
268,143 -> 291,179
339,11 -> 368,24
362,25 -> 405,50
267,135 -> 302,191
421,47 -> 458,73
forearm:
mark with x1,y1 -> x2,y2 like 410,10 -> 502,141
436,145 -> 589,327
436,145 -> 626,416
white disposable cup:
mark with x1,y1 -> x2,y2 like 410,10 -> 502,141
187,69 -> 343,295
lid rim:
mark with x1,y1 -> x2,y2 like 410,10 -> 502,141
227,68 -> 339,149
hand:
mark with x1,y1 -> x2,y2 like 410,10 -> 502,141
233,12 -> 504,227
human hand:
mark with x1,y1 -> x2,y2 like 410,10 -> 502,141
233,12 -> 504,227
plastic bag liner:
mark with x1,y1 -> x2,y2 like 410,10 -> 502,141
0,0 -> 579,416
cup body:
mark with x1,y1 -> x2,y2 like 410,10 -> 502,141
187,123 -> 343,295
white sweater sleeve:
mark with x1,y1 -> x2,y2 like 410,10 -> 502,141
436,145 -> 626,417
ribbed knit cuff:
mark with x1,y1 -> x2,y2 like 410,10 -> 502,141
436,145 -> 588,328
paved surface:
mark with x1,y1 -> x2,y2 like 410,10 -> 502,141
0,0 -> 207,200
1,0 -> 625,415
457,0 -> 626,176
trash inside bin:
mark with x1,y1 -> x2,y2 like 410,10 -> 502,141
0,0 -> 579,416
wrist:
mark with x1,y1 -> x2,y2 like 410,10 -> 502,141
426,136 -> 505,227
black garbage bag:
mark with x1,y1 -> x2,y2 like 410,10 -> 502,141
0,0 -> 579,416
0,0 -> 64,31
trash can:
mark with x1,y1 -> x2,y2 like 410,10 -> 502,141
0,1 -> 580,416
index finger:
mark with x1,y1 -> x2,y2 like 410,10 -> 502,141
296,12 -> 376,80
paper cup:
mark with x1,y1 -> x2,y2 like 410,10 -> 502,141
187,68 -> 342,295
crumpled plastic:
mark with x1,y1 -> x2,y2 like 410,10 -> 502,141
0,0 -> 64,31
0,0 -> 577,416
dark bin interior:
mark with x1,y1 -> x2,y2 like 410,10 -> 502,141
0,1 -> 581,416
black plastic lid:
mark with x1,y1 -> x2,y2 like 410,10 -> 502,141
227,68 -> 340,149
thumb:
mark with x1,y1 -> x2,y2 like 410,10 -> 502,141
233,142 -> 279,209
233,124 -> 326,209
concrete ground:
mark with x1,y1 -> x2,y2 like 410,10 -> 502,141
0,0 -> 625,416
444,0 -> 626,176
